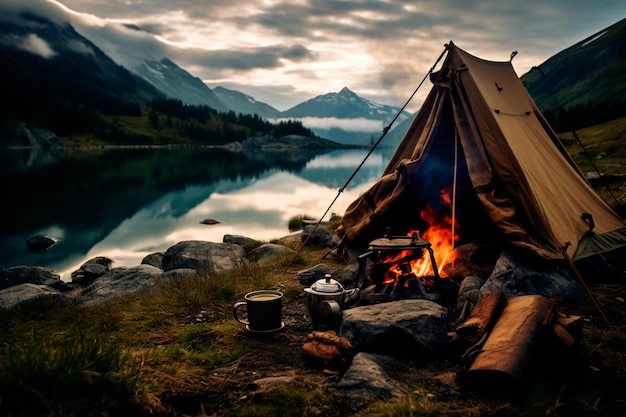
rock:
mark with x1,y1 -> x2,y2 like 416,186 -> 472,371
75,264 -> 165,305
163,268 -> 197,279
223,234 -> 257,247
25,234 -> 57,252
338,263 -> 360,286
0,265 -> 62,290
2,122 -> 62,148
0,283 -> 64,310
141,252 -> 164,269
247,243 -> 295,264
443,243 -> 500,281
335,352 -> 405,400
302,224 -> 337,248
339,299 -> 449,357
226,135 -> 345,152
70,256 -> 114,285
297,264 -> 332,286
162,240 -> 246,274
451,276 -> 486,323
480,251 -> 586,300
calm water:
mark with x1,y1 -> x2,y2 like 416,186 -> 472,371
1,146 -> 392,281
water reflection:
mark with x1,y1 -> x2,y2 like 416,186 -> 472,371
1,147 -> 389,281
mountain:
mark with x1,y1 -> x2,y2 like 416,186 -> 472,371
213,86 -> 281,119
0,11 -> 162,134
521,17 -> 626,131
282,87 -> 408,122
279,87 -> 410,145
132,58 -> 230,112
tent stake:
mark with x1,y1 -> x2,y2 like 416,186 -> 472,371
281,43 -> 451,275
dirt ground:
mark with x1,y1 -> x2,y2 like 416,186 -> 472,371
159,254 -> 626,416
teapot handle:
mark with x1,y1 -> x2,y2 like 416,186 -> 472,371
342,288 -> 360,307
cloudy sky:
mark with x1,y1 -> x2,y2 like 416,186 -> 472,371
3,0 -> 626,111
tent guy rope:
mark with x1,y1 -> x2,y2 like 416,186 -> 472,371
281,43 -> 452,275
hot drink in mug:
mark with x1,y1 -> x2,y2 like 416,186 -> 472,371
233,289 -> 284,333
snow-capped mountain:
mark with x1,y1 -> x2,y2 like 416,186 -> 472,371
277,87 -> 410,145
133,58 -> 230,112
282,87 -> 408,123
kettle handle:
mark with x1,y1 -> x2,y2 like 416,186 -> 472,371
342,288 -> 360,307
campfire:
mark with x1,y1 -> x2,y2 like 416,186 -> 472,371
356,205 -> 460,303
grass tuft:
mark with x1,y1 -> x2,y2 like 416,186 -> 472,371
358,395 -> 447,417
0,332 -> 142,417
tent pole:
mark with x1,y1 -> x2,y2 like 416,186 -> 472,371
560,244 -> 613,330
451,126 -> 459,250
560,108 -> 620,207
281,43 -> 451,275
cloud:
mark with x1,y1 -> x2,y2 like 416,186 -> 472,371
170,43 -> 316,71
13,33 -> 56,58
274,117 -> 383,132
1,0 -> 625,111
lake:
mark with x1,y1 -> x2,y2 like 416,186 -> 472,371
1,146 -> 393,281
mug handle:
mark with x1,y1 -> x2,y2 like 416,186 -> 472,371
233,301 -> 249,325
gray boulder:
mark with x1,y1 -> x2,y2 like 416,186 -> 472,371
339,299 -> 449,357
335,352 -> 406,400
302,224 -> 337,247
141,252 -> 164,269
223,234 -> 257,247
247,243 -> 295,264
0,283 -> 64,310
70,256 -> 114,285
162,240 -> 246,274
0,265 -> 62,290
75,264 -> 165,305
480,251 -> 585,300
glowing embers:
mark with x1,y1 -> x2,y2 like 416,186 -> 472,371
357,207 -> 460,303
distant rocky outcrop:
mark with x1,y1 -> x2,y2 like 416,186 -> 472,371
226,135 -> 349,152
0,122 -> 62,148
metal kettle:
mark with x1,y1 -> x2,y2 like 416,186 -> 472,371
304,274 -> 360,329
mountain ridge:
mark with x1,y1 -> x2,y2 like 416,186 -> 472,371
520,16 -> 626,130
1,6 -> 625,145
133,57 -> 230,112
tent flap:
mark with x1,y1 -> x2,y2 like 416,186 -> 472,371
339,42 -> 626,262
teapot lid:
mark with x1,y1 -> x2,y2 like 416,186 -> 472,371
309,274 -> 343,294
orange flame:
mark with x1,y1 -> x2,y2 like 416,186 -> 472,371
388,190 -> 460,280
408,205 -> 460,277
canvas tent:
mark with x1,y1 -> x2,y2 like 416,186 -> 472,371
337,42 -> 626,262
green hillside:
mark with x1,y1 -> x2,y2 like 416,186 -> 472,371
522,17 -> 626,132
557,116 -> 626,215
